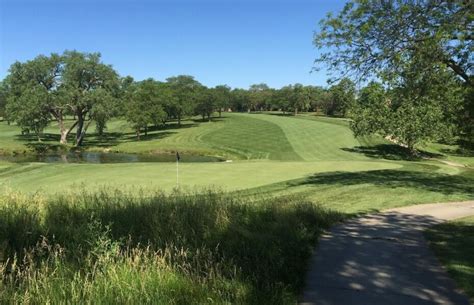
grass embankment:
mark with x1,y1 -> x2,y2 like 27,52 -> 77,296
422,142 -> 474,168
0,190 -> 342,304
250,161 -> 474,214
0,113 -> 379,160
425,216 -> 474,303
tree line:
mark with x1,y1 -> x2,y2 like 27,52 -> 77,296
0,1 -> 471,154
0,51 -> 358,145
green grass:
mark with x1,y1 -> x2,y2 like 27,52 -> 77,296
421,142 -> 474,168
0,113 -> 381,160
1,112 -> 474,304
0,190 -> 342,304
0,160 -> 400,194
1,112 -> 473,212
245,161 -> 474,214
425,216 -> 474,303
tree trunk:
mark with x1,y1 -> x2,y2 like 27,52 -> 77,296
58,115 -> 68,145
54,110 -> 78,145
76,114 -> 84,145
294,107 -> 298,116
136,129 -> 140,140
76,120 -> 92,146
219,109 -> 222,117
144,125 -> 148,136
178,113 -> 181,127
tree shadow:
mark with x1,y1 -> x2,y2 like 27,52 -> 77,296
192,117 -> 226,123
292,169 -> 474,196
302,212 -> 472,305
3,191 -> 345,303
439,147 -> 474,158
342,144 -> 441,161
15,133 -> 61,143
425,220 -> 474,301
265,112 -> 294,117
24,142 -> 65,154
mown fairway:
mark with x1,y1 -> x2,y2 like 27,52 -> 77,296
1,112 -> 473,213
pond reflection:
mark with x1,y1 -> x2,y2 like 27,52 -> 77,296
0,152 -> 222,164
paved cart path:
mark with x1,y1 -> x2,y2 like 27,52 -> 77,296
300,201 -> 474,305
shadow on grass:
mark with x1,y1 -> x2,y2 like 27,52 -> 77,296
16,133 -> 60,143
425,219 -> 474,301
192,117 -> 226,123
291,169 -> 474,196
342,144 -> 442,161
439,147 -> 474,158
1,191 -> 344,304
265,112 -> 295,117
12,121 -> 202,150
85,131 -> 177,145
302,212 -> 472,305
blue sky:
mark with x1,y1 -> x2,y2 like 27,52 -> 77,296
0,0 -> 345,89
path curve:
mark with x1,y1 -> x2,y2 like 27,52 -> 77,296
300,201 -> 474,305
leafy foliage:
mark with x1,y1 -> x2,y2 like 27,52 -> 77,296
314,0 -> 473,146
4,51 -> 120,146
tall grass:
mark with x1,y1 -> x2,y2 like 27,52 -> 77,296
0,189 -> 342,304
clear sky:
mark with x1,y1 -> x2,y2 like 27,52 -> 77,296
0,0 -> 345,89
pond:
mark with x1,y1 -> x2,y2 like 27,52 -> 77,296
0,152 -> 223,164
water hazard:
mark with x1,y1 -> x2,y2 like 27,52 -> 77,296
0,152 -> 222,164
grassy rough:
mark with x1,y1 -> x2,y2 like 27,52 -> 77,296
0,189 -> 342,304
425,216 -> 474,303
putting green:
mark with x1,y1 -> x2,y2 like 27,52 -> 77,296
0,160 -> 401,194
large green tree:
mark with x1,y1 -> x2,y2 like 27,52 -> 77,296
315,0 -> 473,145
195,87 -> 215,121
213,85 -> 231,117
351,67 -> 464,152
248,83 -> 270,112
230,88 -> 250,112
166,75 -> 202,126
4,51 -> 119,146
350,82 -> 389,138
327,78 -> 356,117
61,51 -> 120,146
314,0 -> 472,85
125,79 -> 168,140
5,86 -> 50,141
0,80 -> 7,121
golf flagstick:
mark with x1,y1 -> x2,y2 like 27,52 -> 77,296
176,151 -> 180,188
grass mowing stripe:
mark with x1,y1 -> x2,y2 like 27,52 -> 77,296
202,114 -> 302,160
249,113 -> 368,161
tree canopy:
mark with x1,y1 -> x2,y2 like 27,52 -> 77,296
314,0 -> 473,85
4,51 -> 119,145
315,0 -> 474,148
